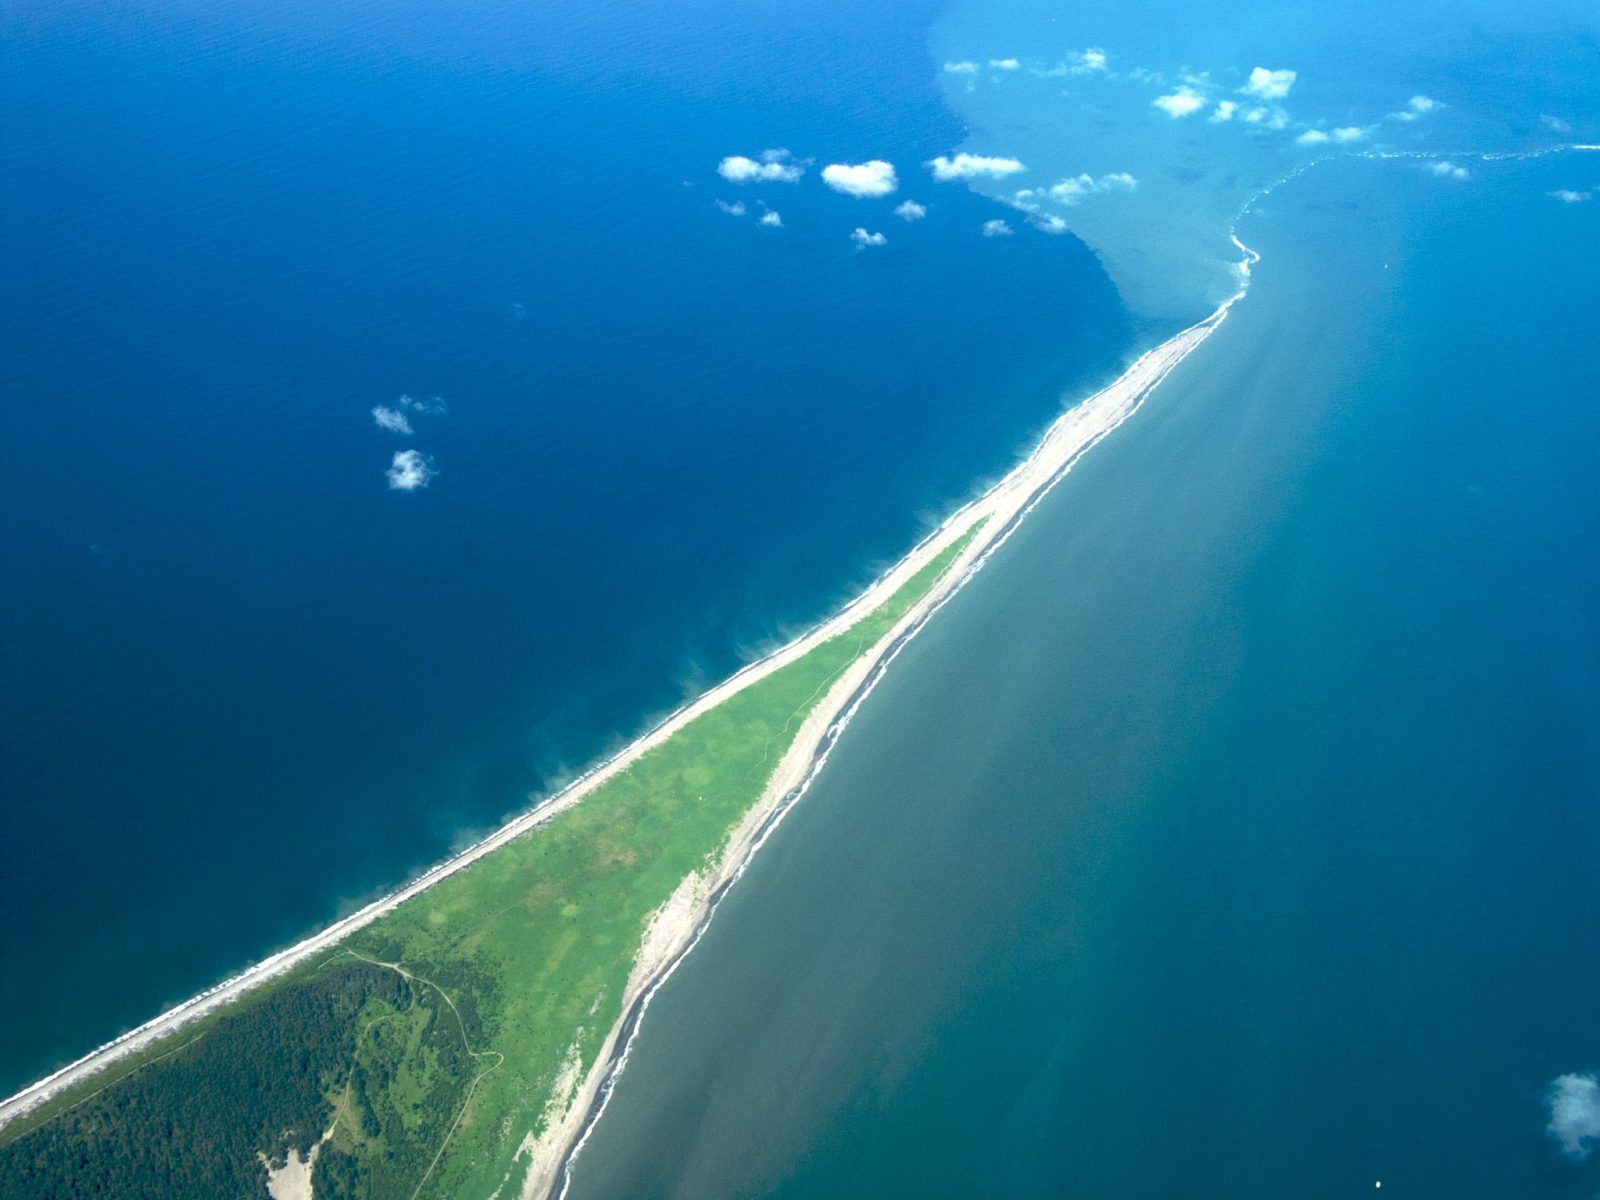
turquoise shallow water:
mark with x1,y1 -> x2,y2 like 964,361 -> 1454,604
566,152 -> 1600,1198
930,0 -> 1599,320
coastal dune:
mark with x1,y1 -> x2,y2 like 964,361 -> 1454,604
0,271 -> 1247,1159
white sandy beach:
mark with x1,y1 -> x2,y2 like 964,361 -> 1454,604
527,289 -> 1241,1200
0,279 -> 1244,1152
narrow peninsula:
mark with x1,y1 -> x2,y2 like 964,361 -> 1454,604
0,298 -> 1234,1200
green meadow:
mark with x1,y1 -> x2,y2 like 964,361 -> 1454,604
0,526 -> 978,1200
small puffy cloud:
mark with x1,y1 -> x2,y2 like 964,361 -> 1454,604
1042,172 -> 1137,205
1389,95 -> 1441,123
1237,105 -> 1291,130
372,405 -> 412,435
981,219 -> 1014,237
1153,87 -> 1207,118
943,60 -> 980,75
928,153 -> 1026,181
1210,100 -> 1239,122
989,58 -> 1021,70
1029,213 -> 1070,234
1542,113 -> 1573,134
894,200 -> 927,220
1036,48 -> 1110,77
716,199 -> 747,216
1241,67 -> 1297,100
1077,47 -> 1108,73
718,150 -> 804,183
822,160 -> 899,198
759,210 -> 783,226
1549,189 -> 1592,203
1547,1073 -> 1600,1160
399,394 -> 448,416
386,449 -> 435,491
850,227 -> 887,247
1423,159 -> 1472,181
1298,126 -> 1367,146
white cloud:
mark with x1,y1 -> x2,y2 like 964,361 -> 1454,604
989,58 -> 1020,70
1549,189 -> 1592,203
1241,67 -> 1297,100
943,60 -> 979,75
371,405 -> 412,435
1077,48 -> 1108,73
1542,114 -> 1573,134
1036,48 -> 1110,77
1423,159 -> 1472,181
1210,100 -> 1239,122
822,160 -> 899,198
716,199 -> 747,216
1041,172 -> 1138,205
399,394 -> 447,416
1153,87 -> 1207,118
1241,105 -> 1290,129
1389,95 -> 1442,123
894,200 -> 927,220
928,153 -> 1027,181
1548,1073 -> 1600,1160
1298,126 -> 1367,146
386,449 -> 435,491
850,227 -> 887,247
717,150 -> 804,184
759,210 -> 783,226
1029,213 -> 1070,234
981,219 -> 1014,237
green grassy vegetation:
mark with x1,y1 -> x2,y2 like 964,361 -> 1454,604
0,525 -> 978,1200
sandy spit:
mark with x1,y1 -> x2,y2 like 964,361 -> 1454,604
525,294 -> 1244,1200
0,283 -> 1242,1148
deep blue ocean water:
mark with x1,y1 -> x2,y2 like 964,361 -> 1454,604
0,0 -> 1133,1093
566,151 -> 1600,1199
7,1 -> 1600,1194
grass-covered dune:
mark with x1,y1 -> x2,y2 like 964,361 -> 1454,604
0,528 -> 979,1200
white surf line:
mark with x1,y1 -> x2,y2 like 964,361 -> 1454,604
541,267 -> 1258,1200
0,244 -> 1253,1142
548,139 -> 1569,1192
0,522 -> 1024,1131
0,529 -> 973,1134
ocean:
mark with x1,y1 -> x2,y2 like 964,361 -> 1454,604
563,149 -> 1600,1199
6,0 -> 1600,1194
0,0 -> 1133,1094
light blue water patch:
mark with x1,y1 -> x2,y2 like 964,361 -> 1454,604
565,149 -> 1600,1200
928,0 -> 1600,319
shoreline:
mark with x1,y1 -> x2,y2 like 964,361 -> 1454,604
0,267 -> 1248,1146
530,285 -> 1250,1199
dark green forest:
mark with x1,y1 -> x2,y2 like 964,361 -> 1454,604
0,949 -> 501,1200
0,961 -> 393,1200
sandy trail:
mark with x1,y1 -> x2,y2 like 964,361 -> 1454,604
0,286 -> 1240,1144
